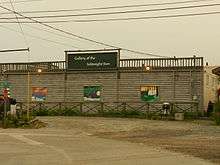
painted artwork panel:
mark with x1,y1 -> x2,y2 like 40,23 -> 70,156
84,86 -> 101,101
32,87 -> 48,102
140,86 -> 159,102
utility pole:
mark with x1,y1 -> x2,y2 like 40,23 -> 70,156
2,72 -> 10,129
0,48 -> 29,128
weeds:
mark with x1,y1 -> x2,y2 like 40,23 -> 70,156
214,102 -> 220,125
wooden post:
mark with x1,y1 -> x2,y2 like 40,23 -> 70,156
173,71 -> 176,101
147,103 -> 150,119
122,102 -> 127,111
196,102 -> 199,118
64,70 -> 67,103
100,102 -> 104,116
27,71 -> 30,120
79,102 -> 83,114
59,102 -> 62,110
3,97 -> 7,128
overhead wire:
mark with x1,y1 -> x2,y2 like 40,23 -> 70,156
8,0 -> 28,46
2,0 -> 82,62
0,4 -> 167,58
7,0 -> 32,61
1,0 -> 43,4
1,3 -> 220,20
0,24 -> 82,49
0,17 -> 90,49
71,11 -> 220,22
27,24 -> 86,43
24,24 -> 86,44
0,10 -> 220,23
0,0 -> 217,14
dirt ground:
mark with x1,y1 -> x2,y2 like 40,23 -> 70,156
41,117 -> 220,164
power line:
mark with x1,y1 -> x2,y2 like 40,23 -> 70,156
8,0 -> 31,63
0,11 -> 220,23
24,24 -> 85,44
1,0 -> 79,43
7,22 -> 88,50
1,3 -> 220,20
0,0 -> 43,4
0,25 -> 82,49
8,0 -> 27,43
72,11 -> 220,22
0,4 -> 167,58
0,20 -> 67,23
0,0 -> 216,14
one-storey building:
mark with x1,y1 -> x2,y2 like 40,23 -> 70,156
0,49 -> 219,114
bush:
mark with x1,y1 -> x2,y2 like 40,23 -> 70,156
214,102 -> 220,125
102,109 -> 146,118
32,108 -> 147,118
0,114 -> 37,128
33,109 -> 49,116
184,112 -> 198,119
33,108 -> 82,116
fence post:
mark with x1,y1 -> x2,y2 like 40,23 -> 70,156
59,102 -> 62,110
170,102 -> 174,115
147,103 -> 150,119
39,102 -> 42,111
20,102 -> 23,111
196,102 -> 199,118
79,102 -> 83,114
17,102 -> 22,118
122,102 -> 127,111
100,102 -> 104,116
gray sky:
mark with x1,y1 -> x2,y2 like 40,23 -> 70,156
0,0 -> 220,65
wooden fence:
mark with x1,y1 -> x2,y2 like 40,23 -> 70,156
16,101 -> 199,118
0,57 -> 203,73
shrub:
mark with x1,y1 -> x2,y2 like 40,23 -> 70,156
1,114 -> 37,128
33,109 -> 49,116
214,102 -> 220,125
33,108 -> 82,116
184,112 -> 198,119
102,109 -> 146,118
32,108 -> 147,118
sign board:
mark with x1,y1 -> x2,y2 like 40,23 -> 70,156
66,50 -> 119,70
32,87 -> 48,102
140,86 -> 159,102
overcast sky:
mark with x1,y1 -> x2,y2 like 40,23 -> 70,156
0,0 -> 219,65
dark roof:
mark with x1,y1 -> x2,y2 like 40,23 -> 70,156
212,67 -> 220,76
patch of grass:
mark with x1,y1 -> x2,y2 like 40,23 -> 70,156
0,114 -> 45,129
